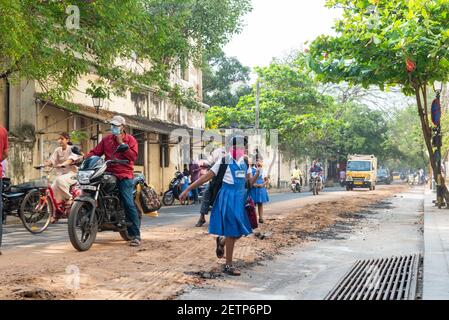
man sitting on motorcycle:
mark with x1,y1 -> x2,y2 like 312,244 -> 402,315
291,166 -> 303,186
44,132 -> 81,223
84,116 -> 141,247
309,160 -> 323,189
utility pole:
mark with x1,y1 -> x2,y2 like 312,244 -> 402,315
277,151 -> 281,189
255,80 -> 261,160
255,80 -> 260,133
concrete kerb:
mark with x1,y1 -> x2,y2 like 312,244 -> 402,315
423,187 -> 449,299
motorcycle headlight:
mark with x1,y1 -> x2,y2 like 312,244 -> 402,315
346,176 -> 353,181
77,170 -> 94,184
365,175 -> 371,181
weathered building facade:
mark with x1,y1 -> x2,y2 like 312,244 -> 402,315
0,65 -> 207,194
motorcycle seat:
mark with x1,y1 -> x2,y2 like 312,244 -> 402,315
4,192 -> 25,199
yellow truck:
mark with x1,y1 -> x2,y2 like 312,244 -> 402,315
345,154 -> 377,191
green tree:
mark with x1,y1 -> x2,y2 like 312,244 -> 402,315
309,0 -> 449,202
0,0 -> 252,107
206,57 -> 396,167
202,50 -> 252,107
384,105 -> 428,170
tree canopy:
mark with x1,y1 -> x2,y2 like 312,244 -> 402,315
0,0 -> 252,107
308,0 -> 449,202
202,50 -> 252,108
206,57 -> 399,164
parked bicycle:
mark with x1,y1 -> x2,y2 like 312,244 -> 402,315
2,178 -> 48,232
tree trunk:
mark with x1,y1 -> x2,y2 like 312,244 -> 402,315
415,85 -> 449,205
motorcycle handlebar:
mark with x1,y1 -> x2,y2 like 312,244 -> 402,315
108,159 -> 129,165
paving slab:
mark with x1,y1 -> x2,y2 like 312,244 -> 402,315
423,189 -> 449,300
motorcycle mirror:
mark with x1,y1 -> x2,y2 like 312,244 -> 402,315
71,146 -> 82,156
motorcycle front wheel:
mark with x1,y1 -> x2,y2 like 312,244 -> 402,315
68,201 -> 98,252
162,191 -> 175,206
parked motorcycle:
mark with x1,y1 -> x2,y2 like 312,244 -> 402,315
162,171 -> 184,206
291,178 -> 301,193
67,144 -> 138,251
310,172 -> 323,196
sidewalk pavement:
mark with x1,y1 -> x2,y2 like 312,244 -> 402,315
423,188 -> 449,299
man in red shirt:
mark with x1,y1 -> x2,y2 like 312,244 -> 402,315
0,125 -> 9,251
85,116 -> 141,246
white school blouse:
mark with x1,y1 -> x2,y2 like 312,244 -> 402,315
210,156 -> 252,185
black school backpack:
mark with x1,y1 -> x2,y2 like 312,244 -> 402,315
208,157 -> 228,208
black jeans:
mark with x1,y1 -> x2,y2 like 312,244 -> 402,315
200,183 -> 212,215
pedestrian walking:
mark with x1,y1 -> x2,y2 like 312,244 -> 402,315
181,165 -> 192,205
189,159 -> 201,205
249,156 -> 269,223
180,135 -> 260,276
0,125 -> 9,254
196,146 -> 226,227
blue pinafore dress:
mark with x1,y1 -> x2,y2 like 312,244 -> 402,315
180,175 -> 192,198
209,158 -> 252,238
249,167 -> 269,204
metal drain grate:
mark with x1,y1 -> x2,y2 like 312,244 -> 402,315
325,254 -> 421,300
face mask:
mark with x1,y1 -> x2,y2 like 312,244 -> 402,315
111,125 -> 120,136
229,148 -> 245,160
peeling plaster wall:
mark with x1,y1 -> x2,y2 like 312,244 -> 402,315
7,138 -> 35,184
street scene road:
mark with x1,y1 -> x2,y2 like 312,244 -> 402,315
3,0 -> 449,303
0,183 -> 420,300
2,187 -> 343,251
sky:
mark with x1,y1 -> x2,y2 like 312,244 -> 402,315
223,0 -> 413,110
224,0 -> 342,71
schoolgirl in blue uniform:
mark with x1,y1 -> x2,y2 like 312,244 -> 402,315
180,135 -> 260,276
249,157 -> 269,223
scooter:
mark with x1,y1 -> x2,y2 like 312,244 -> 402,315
162,171 -> 184,206
291,178 -> 301,193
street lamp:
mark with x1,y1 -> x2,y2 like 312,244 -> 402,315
92,95 -> 104,144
